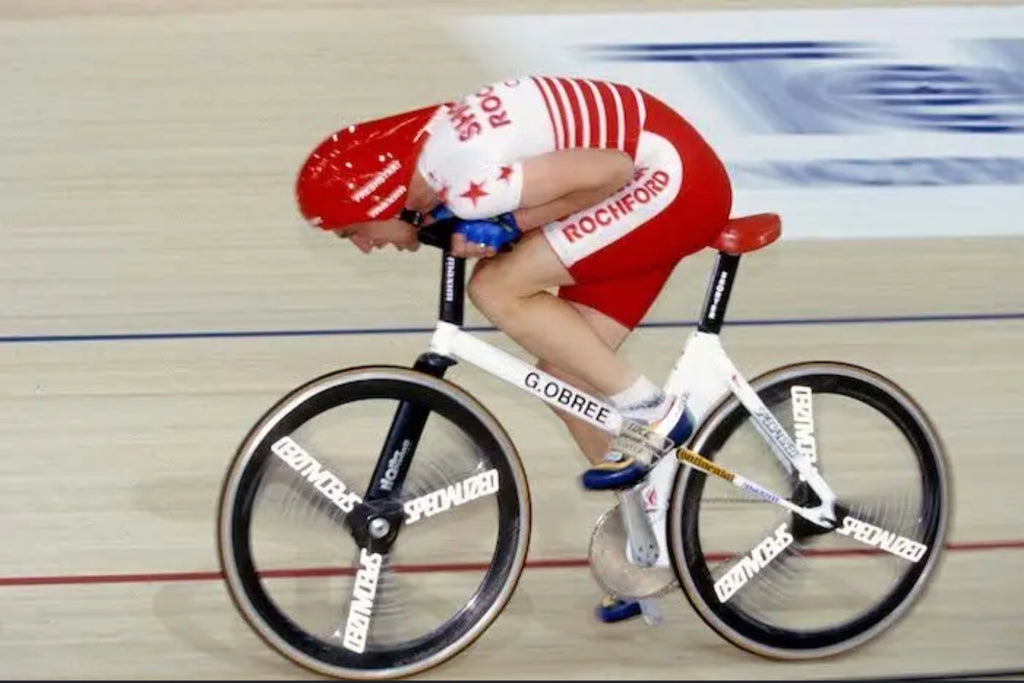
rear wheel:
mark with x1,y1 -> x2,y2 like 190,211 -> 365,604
668,361 -> 950,659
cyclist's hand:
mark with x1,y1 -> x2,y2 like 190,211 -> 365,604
451,213 -> 521,259
451,232 -> 498,259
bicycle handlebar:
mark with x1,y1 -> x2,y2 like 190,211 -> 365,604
415,215 -> 517,254
416,217 -> 460,251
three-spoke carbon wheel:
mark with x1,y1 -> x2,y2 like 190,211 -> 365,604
217,366 -> 532,680
668,361 -> 951,660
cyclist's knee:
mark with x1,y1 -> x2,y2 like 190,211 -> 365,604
466,262 -> 493,315
468,233 -> 570,320
467,258 -> 515,320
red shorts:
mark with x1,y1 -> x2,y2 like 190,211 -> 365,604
541,92 -> 733,329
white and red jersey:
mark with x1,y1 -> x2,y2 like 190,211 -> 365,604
413,74 -> 733,331
416,76 -> 649,219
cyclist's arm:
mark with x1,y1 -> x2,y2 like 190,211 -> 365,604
442,148 -> 633,229
513,148 -> 634,230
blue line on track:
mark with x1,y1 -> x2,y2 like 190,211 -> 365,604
2,311 -> 1022,345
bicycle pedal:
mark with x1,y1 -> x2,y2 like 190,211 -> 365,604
639,598 -> 663,627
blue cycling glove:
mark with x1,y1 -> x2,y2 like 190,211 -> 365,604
431,204 -> 521,252
456,213 -> 521,251
430,204 -> 455,221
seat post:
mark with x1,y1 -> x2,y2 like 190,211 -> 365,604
697,251 -> 741,335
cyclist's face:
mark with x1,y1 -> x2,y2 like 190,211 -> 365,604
339,219 -> 420,253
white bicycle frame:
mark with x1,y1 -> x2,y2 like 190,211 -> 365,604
427,320 -> 841,547
275,222 -> 933,650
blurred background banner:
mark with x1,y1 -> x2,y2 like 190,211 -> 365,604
454,5 -> 1024,240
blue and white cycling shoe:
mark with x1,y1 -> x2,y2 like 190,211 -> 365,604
595,596 -> 643,623
581,397 -> 694,491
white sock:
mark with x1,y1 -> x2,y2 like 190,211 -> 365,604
608,375 -> 669,424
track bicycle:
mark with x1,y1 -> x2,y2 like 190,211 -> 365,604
216,211 -> 951,679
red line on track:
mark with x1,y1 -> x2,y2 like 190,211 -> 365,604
1,539 -> 1022,589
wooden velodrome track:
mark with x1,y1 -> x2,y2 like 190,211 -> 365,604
2,0 -> 1023,679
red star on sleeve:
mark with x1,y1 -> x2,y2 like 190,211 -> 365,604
498,165 -> 514,183
460,180 -> 489,207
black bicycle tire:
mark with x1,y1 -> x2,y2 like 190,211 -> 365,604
667,360 -> 952,660
216,365 -> 532,680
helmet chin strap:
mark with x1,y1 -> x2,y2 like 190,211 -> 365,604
399,208 -> 423,227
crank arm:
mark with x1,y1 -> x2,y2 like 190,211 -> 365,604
618,485 -> 660,568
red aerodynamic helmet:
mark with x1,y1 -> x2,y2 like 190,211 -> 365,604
295,103 -> 441,230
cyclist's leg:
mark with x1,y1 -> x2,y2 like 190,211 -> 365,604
470,95 -> 732,471
533,300 -> 632,465
530,285 -> 674,627
474,260 -> 683,616
466,230 -> 643,399
546,263 -> 679,456
558,263 -> 693,490
542,100 -> 733,490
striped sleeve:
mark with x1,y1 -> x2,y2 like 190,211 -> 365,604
530,76 -> 647,157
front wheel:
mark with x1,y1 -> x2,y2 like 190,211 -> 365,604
216,365 -> 532,680
667,361 -> 951,660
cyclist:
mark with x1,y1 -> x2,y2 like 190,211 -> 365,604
295,75 -> 733,623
